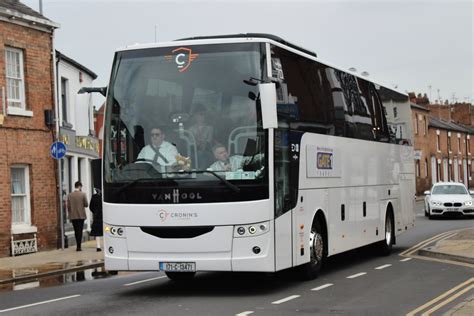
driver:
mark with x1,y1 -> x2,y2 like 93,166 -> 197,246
137,127 -> 179,167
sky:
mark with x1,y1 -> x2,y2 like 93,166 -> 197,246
23,0 -> 473,107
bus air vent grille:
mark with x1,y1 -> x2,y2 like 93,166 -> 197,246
140,226 -> 215,239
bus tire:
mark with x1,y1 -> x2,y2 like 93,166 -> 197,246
165,272 -> 196,281
378,210 -> 394,256
298,220 -> 325,280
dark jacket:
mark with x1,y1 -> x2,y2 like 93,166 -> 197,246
89,193 -> 103,236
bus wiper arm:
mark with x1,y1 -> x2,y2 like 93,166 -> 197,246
167,170 -> 240,193
115,177 -> 178,195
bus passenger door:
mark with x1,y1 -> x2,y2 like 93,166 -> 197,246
274,128 -> 293,271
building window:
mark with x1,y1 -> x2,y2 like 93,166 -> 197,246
436,134 -> 440,152
423,116 -> 427,135
448,133 -> 451,152
415,160 -> 420,177
425,158 -> 428,178
11,165 -> 31,226
437,161 -> 441,182
468,137 -> 471,155
458,136 -> 461,154
393,107 -> 397,118
5,47 -> 26,110
61,77 -> 69,124
414,117 -> 418,135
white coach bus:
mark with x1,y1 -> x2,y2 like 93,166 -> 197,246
95,34 -> 415,280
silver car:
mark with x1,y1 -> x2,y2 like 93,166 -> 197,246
424,182 -> 474,219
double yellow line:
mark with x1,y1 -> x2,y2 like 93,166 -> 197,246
400,229 -> 474,268
406,277 -> 474,316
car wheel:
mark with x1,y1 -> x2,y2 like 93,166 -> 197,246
378,211 -> 394,256
298,220 -> 325,280
165,272 -> 196,281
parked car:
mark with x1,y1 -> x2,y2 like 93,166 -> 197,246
424,182 -> 474,219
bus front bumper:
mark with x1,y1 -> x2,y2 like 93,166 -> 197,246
104,223 -> 275,272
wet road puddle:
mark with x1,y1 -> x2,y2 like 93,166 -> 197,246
0,263 -> 114,293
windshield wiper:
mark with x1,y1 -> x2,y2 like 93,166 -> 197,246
115,177 -> 178,195
165,170 -> 240,193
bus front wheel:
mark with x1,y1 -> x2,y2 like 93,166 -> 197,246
298,220 -> 325,280
165,272 -> 196,281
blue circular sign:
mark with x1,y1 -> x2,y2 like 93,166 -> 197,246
50,141 -> 67,159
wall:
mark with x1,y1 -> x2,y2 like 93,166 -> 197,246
0,20 -> 58,257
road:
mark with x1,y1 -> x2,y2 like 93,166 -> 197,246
0,202 -> 472,316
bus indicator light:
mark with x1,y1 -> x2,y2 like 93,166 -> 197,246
237,227 -> 245,235
249,226 -> 257,234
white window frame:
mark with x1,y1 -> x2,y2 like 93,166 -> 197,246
11,165 -> 36,234
5,47 -> 32,117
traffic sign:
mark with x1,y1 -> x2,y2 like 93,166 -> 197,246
50,141 -> 67,159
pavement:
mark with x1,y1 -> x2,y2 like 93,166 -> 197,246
0,228 -> 473,314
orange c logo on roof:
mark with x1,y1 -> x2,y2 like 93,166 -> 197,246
165,47 -> 199,73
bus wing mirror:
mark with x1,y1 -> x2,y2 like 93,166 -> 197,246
91,159 -> 102,191
78,86 -> 107,97
259,83 -> 278,129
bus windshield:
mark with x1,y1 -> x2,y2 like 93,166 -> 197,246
103,42 -> 268,203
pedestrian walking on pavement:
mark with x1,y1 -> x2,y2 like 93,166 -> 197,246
89,188 -> 103,252
67,181 -> 88,251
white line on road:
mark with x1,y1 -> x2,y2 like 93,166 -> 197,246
123,276 -> 167,286
346,272 -> 367,279
235,311 -> 254,316
271,295 -> 300,304
375,264 -> 392,270
311,283 -> 334,291
400,258 -> 412,262
0,295 -> 81,313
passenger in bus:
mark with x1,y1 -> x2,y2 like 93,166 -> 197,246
137,127 -> 179,167
208,144 -> 243,172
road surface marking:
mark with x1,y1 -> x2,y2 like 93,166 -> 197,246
124,276 -> 166,286
271,295 -> 300,304
311,283 -> 333,291
347,272 -> 366,279
0,295 -> 81,313
400,231 -> 458,256
422,284 -> 474,316
406,277 -> 474,316
375,264 -> 392,270
400,258 -> 412,262
235,312 -> 254,316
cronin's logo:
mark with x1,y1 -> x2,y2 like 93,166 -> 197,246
165,47 -> 199,72
158,209 -> 169,222
317,152 -> 333,170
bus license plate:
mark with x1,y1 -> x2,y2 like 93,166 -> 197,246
159,262 -> 196,272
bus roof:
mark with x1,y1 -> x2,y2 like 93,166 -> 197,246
118,33 -> 407,98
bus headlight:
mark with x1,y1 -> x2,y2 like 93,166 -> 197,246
234,221 -> 270,238
105,225 -> 126,238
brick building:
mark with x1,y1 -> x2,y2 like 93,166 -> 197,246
411,103 -> 431,194
0,1 -> 60,257
410,94 -> 474,194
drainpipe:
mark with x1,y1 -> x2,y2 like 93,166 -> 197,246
51,33 -> 64,250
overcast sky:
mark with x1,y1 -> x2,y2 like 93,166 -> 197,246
23,0 -> 473,107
